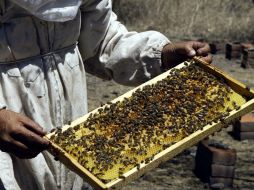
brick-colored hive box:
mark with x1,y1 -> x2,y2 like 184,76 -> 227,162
194,140 -> 236,188
225,42 -> 242,60
241,48 -> 254,69
232,113 -> 254,140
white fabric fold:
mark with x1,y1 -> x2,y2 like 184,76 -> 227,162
79,0 -> 170,86
11,0 -> 82,21
0,103 -> 6,109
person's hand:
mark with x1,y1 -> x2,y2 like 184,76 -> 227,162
161,41 -> 212,70
0,109 -> 49,159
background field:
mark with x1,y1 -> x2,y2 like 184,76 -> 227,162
112,0 -> 254,41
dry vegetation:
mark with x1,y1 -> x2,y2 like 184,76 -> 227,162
112,0 -> 254,41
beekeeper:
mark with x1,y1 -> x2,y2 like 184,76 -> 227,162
0,0 -> 211,189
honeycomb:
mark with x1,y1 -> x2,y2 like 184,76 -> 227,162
49,61 -> 246,183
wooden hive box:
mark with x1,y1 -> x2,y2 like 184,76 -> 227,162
225,42 -> 242,60
45,57 -> 254,190
241,48 -> 254,69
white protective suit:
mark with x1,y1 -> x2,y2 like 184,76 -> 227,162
0,0 -> 169,189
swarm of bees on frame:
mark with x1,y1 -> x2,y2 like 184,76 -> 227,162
49,61 -> 246,182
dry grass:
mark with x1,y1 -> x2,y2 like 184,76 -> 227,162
112,0 -> 254,41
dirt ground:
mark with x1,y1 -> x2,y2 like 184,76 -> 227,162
86,54 -> 254,190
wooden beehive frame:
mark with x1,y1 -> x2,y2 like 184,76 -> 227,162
45,57 -> 254,190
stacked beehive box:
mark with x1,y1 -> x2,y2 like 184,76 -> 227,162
225,42 -> 242,60
195,140 -> 236,189
241,48 -> 254,69
241,42 -> 254,50
232,113 -> 254,140
209,41 -> 227,54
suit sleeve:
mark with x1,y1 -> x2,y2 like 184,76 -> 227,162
78,0 -> 170,86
